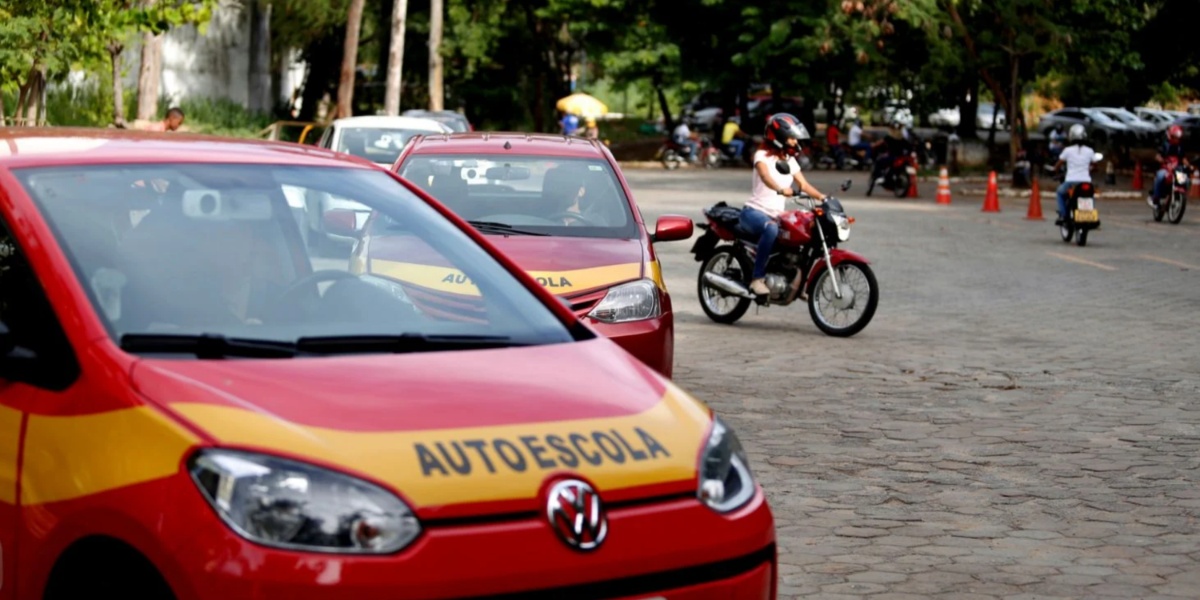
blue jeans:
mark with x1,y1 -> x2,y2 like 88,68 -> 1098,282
1057,180 -> 1087,218
726,138 -> 744,159
1153,169 -> 1169,202
738,206 -> 778,280
851,142 -> 873,159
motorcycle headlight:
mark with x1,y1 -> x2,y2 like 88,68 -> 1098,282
189,449 -> 421,554
587,279 -> 660,323
831,213 -> 851,242
697,417 -> 756,513
1175,171 -> 1188,185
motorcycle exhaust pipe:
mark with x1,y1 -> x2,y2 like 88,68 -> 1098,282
703,272 -> 756,299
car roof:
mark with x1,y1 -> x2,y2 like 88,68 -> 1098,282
404,132 -> 610,158
332,115 -> 452,132
0,127 -> 377,169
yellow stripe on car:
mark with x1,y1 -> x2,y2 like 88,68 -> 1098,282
0,405 -> 21,504
369,259 -> 642,296
171,384 -> 711,508
20,407 -> 199,506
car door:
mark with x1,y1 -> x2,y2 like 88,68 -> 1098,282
0,204 -> 83,598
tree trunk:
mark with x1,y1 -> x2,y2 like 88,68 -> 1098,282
428,0 -> 443,110
1009,56 -> 1021,168
248,0 -> 272,114
336,0 -> 366,118
109,43 -> 126,127
534,69 -> 544,132
136,32 -> 163,121
383,0 -> 408,115
653,72 -> 673,131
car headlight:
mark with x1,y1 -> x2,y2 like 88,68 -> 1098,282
189,449 -> 421,554
697,417 -> 756,513
587,279 -> 660,323
831,213 -> 851,242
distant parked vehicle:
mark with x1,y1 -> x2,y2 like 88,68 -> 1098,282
1037,107 -> 1132,146
1096,107 -> 1157,144
401,109 -> 474,132
976,102 -> 1008,129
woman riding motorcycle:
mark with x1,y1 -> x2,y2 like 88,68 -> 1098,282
1053,124 -> 1097,224
740,113 -> 829,296
1150,124 -> 1191,209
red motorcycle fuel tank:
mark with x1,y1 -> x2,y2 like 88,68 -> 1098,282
778,209 -> 815,247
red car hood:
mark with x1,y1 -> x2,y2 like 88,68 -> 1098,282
133,339 -> 709,518
367,234 -> 646,297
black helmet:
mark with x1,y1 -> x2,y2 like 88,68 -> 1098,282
764,113 -> 810,152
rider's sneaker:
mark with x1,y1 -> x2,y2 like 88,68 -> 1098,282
1147,195 -> 1157,208
749,279 -> 770,296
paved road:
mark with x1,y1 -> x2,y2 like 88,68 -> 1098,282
627,166 -> 1200,599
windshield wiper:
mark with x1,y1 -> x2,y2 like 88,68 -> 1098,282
295,333 -> 521,354
120,333 -> 298,359
467,220 -> 550,236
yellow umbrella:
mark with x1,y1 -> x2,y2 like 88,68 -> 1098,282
556,93 -> 608,117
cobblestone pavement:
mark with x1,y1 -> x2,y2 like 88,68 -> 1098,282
626,167 -> 1200,599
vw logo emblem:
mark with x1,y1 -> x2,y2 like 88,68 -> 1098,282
545,479 -> 608,551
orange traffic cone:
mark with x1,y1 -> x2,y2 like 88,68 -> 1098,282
982,171 -> 1001,212
1026,177 -> 1044,220
906,168 -> 920,198
936,166 -> 952,205
1132,162 -> 1143,190
1190,171 -> 1200,200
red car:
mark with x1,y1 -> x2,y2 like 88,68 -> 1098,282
369,133 -> 693,377
0,129 -> 774,599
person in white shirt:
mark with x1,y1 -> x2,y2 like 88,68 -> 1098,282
1053,124 -> 1097,224
672,121 -> 698,161
741,113 -> 829,296
848,119 -> 872,159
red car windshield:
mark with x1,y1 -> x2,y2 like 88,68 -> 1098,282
14,163 -> 576,353
396,155 -> 640,239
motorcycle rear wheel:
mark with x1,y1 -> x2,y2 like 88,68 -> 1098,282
662,150 -> 682,170
1076,228 -> 1089,246
808,261 -> 879,337
1060,223 -> 1074,243
894,174 -> 913,198
698,248 -> 752,324
1168,192 -> 1187,224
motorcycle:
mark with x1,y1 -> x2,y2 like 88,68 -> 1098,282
815,143 -> 868,171
656,138 -> 696,170
699,138 -> 747,169
1152,157 -> 1189,224
866,151 -> 918,198
690,174 -> 878,337
1047,152 -> 1104,247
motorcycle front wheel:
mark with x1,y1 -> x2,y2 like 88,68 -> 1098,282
808,261 -> 879,337
1076,228 -> 1089,247
661,149 -> 682,170
697,248 -> 752,324
1168,192 -> 1187,224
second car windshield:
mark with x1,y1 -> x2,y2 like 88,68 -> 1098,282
14,163 -> 576,354
397,155 -> 639,239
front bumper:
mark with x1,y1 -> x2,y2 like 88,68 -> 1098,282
166,484 -> 774,599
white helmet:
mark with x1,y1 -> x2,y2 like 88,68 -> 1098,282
1068,123 -> 1087,143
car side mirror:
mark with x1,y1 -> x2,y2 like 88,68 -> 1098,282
651,215 -> 694,243
322,208 -> 362,237
841,179 -> 853,191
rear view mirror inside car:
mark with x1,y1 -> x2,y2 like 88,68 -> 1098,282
182,190 -> 273,221
485,166 -> 531,181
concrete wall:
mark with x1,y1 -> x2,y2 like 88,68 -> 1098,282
124,0 -> 305,112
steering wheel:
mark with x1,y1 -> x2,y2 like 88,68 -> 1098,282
548,211 -> 600,226
269,269 -> 360,321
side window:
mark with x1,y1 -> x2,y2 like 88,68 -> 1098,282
318,127 -> 333,149
0,217 -> 79,390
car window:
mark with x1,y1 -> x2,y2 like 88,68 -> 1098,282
396,155 -> 639,239
0,216 -> 79,388
13,164 -> 577,355
335,128 -> 437,165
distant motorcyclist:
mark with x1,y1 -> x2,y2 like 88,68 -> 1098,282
848,118 -> 872,159
866,120 -> 913,196
721,116 -> 748,161
1053,124 -> 1098,224
672,120 -> 699,162
1150,124 -> 1191,209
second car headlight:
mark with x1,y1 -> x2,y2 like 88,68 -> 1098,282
189,449 -> 421,554
587,279 -> 660,323
697,417 -> 756,513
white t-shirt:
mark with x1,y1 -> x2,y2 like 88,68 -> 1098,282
672,123 -> 691,143
1060,144 -> 1096,183
748,149 -> 799,217
849,125 -> 863,145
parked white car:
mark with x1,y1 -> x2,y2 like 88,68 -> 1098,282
306,116 -> 453,253
928,107 -> 961,127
